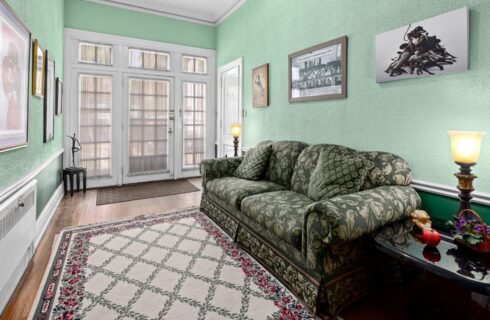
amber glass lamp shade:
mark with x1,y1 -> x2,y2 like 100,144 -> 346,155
448,131 -> 485,164
231,124 -> 241,138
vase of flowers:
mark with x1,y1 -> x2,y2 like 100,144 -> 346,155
446,209 -> 490,253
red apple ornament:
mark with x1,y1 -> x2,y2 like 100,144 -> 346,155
422,229 -> 441,246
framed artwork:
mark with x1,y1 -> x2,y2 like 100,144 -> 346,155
32,39 -> 44,97
55,77 -> 63,115
376,7 -> 468,83
289,36 -> 347,102
43,52 -> 55,142
252,63 -> 269,107
0,0 -> 31,152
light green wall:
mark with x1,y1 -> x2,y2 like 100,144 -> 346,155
217,0 -> 490,195
35,154 -> 62,217
64,0 -> 216,49
0,0 -> 64,214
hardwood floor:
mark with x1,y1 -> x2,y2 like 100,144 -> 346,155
1,177 -> 488,319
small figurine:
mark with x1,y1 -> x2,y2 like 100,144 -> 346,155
411,210 -> 441,246
67,133 -> 81,168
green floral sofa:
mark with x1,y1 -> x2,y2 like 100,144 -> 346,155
199,141 -> 421,317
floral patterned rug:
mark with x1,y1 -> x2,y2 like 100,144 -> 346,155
29,208 -> 312,319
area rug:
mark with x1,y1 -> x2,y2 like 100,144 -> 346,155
96,179 -> 200,205
29,208 -> 312,319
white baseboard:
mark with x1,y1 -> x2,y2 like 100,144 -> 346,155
35,184 -> 63,248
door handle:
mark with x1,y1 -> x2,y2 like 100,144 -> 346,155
168,127 -> 173,135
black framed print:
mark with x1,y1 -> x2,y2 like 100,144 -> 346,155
43,52 -> 55,142
55,77 -> 63,115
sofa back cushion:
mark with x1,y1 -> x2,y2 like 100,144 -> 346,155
308,152 -> 369,201
291,144 -> 358,196
358,151 -> 412,189
262,141 -> 308,189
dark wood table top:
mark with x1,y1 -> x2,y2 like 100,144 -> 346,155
374,218 -> 490,295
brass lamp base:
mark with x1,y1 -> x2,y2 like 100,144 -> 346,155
454,161 -> 476,218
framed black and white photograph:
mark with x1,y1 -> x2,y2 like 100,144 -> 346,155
289,36 -> 347,102
376,7 -> 468,83
55,77 -> 63,115
0,0 -> 31,152
43,53 -> 55,142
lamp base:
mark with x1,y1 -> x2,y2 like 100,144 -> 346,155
233,137 -> 239,157
454,162 -> 476,219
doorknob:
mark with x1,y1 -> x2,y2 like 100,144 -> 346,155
168,127 -> 173,135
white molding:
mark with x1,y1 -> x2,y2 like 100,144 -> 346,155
0,149 -> 64,203
34,184 -> 63,248
411,179 -> 490,206
83,0 -> 247,26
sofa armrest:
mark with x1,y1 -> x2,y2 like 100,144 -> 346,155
199,157 -> 243,191
304,186 -> 421,246
302,186 -> 420,273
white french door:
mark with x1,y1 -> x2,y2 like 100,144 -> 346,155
64,29 -> 216,189
122,74 -> 174,184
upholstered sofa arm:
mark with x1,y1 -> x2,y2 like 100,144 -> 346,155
199,157 -> 243,191
305,185 -> 421,245
302,186 -> 420,272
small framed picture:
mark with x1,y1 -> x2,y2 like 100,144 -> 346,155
252,63 -> 269,107
55,77 -> 63,115
288,36 -> 347,102
32,39 -> 45,97
0,0 -> 31,152
43,52 -> 55,142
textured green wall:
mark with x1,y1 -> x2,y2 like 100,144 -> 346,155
0,0 -> 64,214
35,154 -> 62,217
217,0 -> 490,196
65,0 -> 216,49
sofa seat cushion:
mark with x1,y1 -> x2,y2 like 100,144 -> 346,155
206,177 -> 286,209
241,191 -> 314,248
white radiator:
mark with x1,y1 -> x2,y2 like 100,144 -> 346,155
0,180 -> 37,315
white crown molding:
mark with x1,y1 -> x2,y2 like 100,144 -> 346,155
411,179 -> 490,207
0,149 -> 64,204
83,0 -> 247,26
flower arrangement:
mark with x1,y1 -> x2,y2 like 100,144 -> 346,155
446,209 -> 490,252
446,217 -> 490,245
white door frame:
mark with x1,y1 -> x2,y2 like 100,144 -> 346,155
64,28 -> 216,187
217,57 -> 243,157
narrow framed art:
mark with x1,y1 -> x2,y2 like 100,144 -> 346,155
288,36 -> 347,102
43,53 -> 55,142
252,63 -> 269,107
55,77 -> 63,115
0,0 -> 31,152
32,39 -> 45,97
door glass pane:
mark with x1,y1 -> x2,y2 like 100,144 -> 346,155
79,75 -> 112,178
183,82 -> 206,168
128,78 -> 169,175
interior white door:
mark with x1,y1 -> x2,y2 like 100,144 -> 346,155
218,58 -> 242,157
122,74 -> 175,184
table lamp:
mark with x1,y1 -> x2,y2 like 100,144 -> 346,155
231,124 -> 241,157
448,131 -> 485,215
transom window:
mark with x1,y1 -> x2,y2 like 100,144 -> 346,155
79,42 -> 113,65
182,55 -> 207,74
129,48 -> 170,71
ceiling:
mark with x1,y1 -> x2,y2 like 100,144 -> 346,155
86,0 -> 246,25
